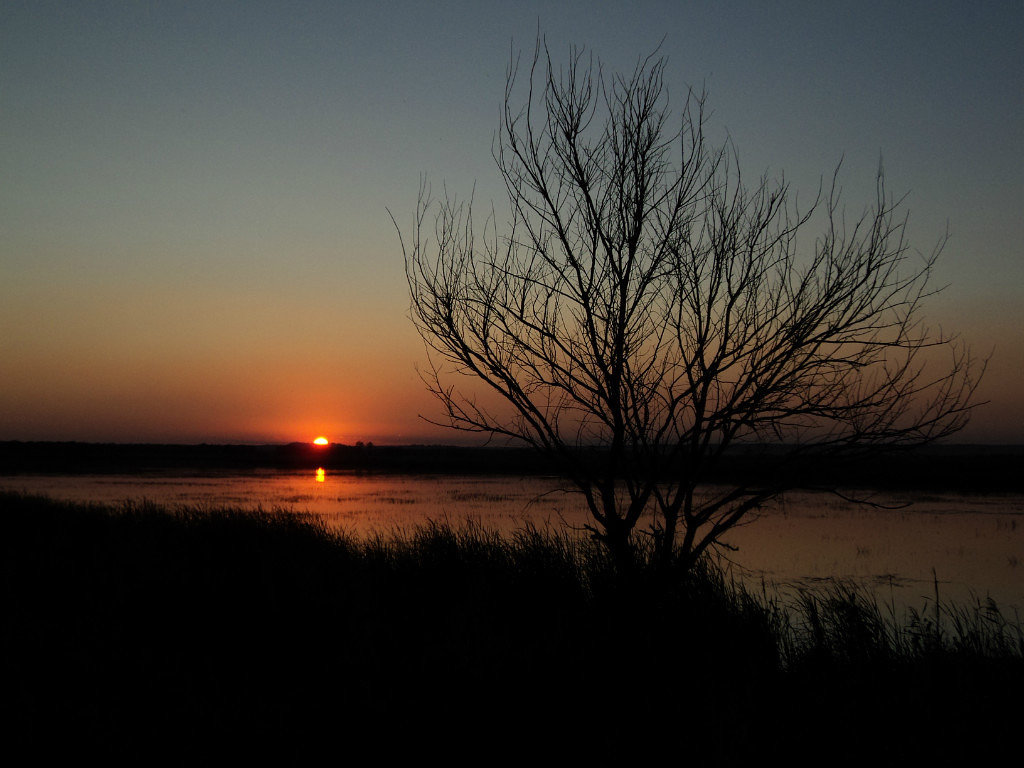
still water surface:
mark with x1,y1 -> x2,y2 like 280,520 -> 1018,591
4,470 -> 1022,612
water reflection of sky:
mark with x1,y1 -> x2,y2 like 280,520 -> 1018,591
2,471 -> 1022,612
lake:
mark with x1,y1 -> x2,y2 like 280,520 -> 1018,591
3,469 -> 1022,613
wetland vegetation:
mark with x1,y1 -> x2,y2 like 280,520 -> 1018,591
3,489 -> 1021,765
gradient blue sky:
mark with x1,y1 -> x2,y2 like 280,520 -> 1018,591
2,1 -> 1022,444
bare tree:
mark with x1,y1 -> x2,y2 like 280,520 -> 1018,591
393,40 -> 983,569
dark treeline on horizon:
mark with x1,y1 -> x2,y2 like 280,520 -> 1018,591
2,440 -> 1023,492
0,440 -> 549,476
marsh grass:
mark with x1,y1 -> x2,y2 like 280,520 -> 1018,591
763,575 -> 1024,665
2,490 -> 1021,766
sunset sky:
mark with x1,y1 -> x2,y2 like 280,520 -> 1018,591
2,1 -> 1022,445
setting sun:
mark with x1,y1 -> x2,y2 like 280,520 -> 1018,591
313,436 -> 329,446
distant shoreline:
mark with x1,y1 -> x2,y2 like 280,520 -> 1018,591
2,440 -> 1023,492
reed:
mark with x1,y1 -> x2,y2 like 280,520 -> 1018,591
2,490 -> 1020,765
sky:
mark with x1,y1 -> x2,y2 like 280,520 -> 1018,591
2,0 -> 1022,445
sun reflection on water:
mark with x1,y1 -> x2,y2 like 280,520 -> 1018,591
315,468 -> 325,483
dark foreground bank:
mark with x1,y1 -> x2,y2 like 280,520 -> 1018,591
2,491 -> 1021,766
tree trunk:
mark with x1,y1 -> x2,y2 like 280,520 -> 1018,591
601,515 -> 636,571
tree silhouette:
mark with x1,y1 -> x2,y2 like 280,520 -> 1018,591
393,40 -> 983,568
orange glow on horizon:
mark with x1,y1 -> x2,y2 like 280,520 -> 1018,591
313,436 -> 329,446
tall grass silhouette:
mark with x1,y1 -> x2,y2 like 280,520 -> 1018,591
3,490 -> 1020,765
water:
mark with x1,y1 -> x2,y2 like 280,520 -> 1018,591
3,470 -> 1022,612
